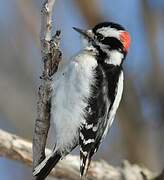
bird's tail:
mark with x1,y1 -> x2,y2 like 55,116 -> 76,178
80,151 -> 92,178
33,151 -> 61,180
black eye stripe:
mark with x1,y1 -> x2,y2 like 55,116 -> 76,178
102,37 -> 119,44
101,37 -> 123,50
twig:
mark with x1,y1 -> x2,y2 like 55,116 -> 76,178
33,0 -> 61,170
0,129 -> 159,180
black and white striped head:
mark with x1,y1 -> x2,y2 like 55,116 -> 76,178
73,22 -> 131,66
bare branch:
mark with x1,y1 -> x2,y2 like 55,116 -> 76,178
41,0 -> 56,41
0,129 -> 159,180
33,0 -> 61,170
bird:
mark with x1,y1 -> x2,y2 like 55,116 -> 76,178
33,22 -> 131,180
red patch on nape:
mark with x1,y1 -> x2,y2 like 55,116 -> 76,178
120,31 -> 131,52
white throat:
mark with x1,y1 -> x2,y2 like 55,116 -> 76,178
105,50 -> 123,66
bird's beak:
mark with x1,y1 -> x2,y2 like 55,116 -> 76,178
73,27 -> 94,41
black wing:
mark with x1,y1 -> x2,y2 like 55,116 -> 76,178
79,64 -> 122,177
79,65 -> 109,177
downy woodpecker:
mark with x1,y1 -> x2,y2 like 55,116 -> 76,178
33,22 -> 131,179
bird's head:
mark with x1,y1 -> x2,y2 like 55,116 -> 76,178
73,22 -> 131,66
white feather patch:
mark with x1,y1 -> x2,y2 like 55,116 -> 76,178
92,126 -> 98,132
105,50 -> 123,66
83,139 -> 95,145
97,27 -> 122,39
80,147 -> 87,156
80,132 -> 84,140
85,124 -> 93,129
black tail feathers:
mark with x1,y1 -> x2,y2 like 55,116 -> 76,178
33,152 -> 61,180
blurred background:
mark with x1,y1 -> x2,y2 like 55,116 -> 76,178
0,0 -> 164,179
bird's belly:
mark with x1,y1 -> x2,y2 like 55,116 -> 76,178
51,54 -> 97,153
52,88 -> 87,153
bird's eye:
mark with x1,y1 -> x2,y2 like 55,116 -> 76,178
96,33 -> 104,41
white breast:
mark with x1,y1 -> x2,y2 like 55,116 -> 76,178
51,51 -> 97,153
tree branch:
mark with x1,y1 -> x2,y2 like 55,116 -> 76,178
40,0 -> 56,41
0,129 -> 160,180
33,0 -> 61,169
